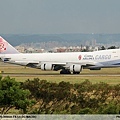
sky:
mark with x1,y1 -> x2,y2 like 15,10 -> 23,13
0,0 -> 120,34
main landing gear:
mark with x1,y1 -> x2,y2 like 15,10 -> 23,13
60,69 -> 71,74
60,69 -> 80,74
73,72 -> 80,74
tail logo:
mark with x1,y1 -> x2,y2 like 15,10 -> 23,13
0,38 -> 7,52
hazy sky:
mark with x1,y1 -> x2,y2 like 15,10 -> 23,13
0,0 -> 120,34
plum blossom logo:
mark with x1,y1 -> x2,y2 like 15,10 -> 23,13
0,38 -> 7,52
78,55 -> 82,60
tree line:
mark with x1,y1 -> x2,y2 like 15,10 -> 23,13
0,76 -> 120,114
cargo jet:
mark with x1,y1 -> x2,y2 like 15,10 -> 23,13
0,36 -> 120,74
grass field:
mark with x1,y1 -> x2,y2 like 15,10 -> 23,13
0,62 -> 120,85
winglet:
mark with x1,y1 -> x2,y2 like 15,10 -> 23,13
0,36 -> 20,54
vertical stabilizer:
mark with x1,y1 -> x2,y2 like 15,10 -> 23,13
0,36 -> 20,54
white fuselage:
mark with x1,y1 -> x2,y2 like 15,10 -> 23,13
1,36 -> 119,74
2,49 -> 120,68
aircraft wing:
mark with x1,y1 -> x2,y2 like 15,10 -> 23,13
66,61 -> 96,66
36,61 -> 102,70
3,60 -> 39,66
15,60 -> 97,69
39,61 -> 99,67
3,58 -> 102,70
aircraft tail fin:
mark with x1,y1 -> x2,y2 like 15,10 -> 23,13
0,36 -> 20,54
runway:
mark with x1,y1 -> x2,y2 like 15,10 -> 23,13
1,73 -> 120,77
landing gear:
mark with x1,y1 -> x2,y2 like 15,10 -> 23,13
73,72 -> 80,74
60,69 -> 71,74
60,69 -> 80,74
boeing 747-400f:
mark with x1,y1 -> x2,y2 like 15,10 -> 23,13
0,36 -> 120,74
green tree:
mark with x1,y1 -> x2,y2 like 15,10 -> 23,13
21,78 -> 41,99
78,108 -> 93,114
0,76 -> 33,114
22,79 -> 74,114
100,46 -> 106,50
112,84 -> 120,103
108,46 -> 117,49
98,102 -> 120,114
21,78 -> 120,114
74,80 -> 94,109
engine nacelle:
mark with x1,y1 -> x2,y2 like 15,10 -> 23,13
41,63 -> 53,70
70,64 -> 82,72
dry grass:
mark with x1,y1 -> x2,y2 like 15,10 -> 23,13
0,62 -> 120,85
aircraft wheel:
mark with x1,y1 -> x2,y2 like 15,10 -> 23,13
60,69 -> 71,74
73,72 -> 80,74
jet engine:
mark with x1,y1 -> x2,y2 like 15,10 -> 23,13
41,63 -> 53,70
70,64 -> 82,74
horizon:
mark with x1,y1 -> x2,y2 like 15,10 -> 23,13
1,33 -> 120,35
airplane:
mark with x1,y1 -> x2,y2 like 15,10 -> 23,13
0,36 -> 120,74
